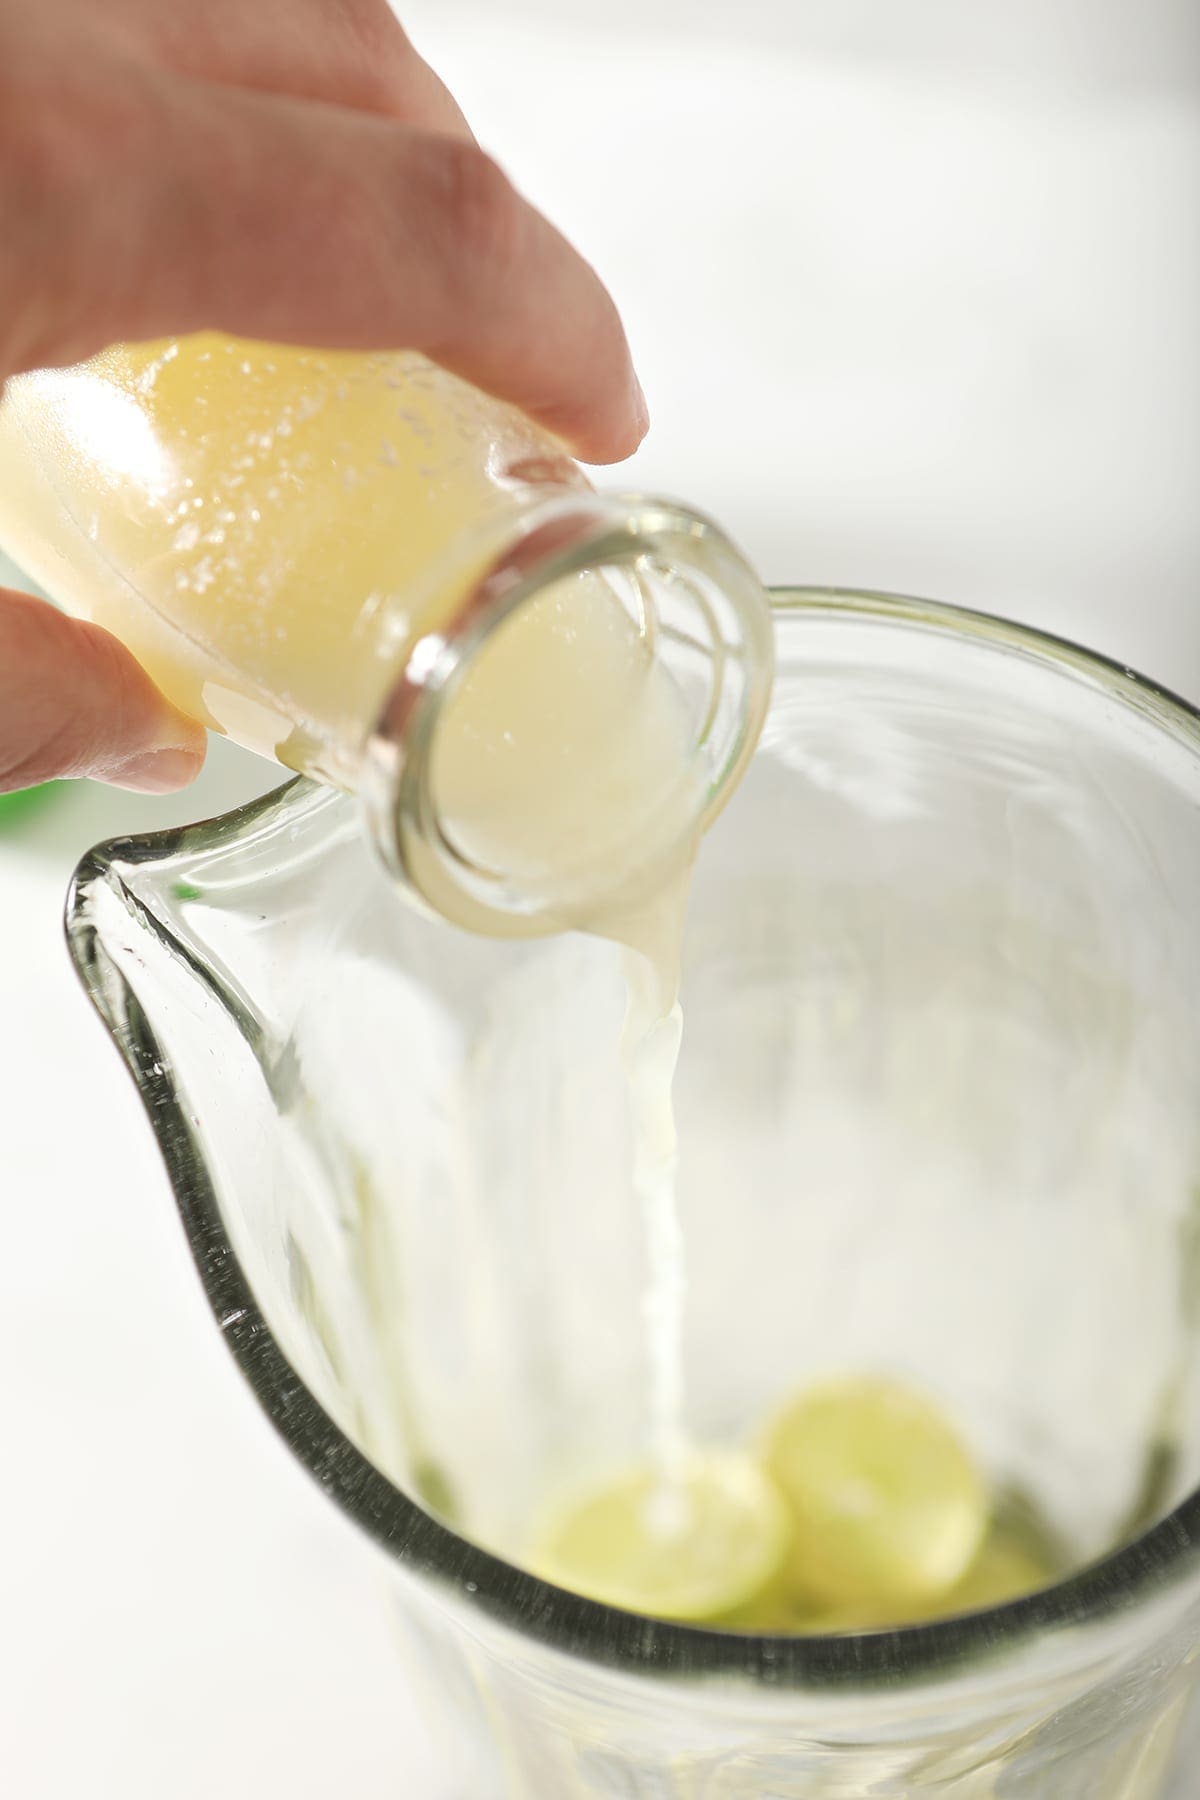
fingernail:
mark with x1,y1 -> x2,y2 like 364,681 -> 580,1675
107,746 -> 204,795
633,375 -> 650,439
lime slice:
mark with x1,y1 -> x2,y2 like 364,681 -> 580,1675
529,1452 -> 793,1622
763,1376 -> 988,1609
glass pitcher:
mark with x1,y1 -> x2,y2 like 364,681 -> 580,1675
0,338 -> 772,933
67,589 -> 1200,1797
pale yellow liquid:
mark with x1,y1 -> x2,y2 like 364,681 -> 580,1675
0,336 -> 587,777
428,572 -> 702,1510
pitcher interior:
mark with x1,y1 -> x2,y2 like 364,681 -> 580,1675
85,600 -> 1200,1604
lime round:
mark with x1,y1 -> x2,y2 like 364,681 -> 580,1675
763,1376 -> 988,1609
529,1452 -> 793,1622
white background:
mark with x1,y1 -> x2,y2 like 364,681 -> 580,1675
1,2 -> 1198,1793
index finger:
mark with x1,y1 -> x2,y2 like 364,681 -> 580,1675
13,67 -> 647,464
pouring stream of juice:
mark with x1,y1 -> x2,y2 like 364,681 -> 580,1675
426,568 -> 703,1506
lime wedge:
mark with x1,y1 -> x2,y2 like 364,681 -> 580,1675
529,1452 -> 793,1622
763,1376 -> 987,1609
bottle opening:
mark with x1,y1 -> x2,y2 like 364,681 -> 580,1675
362,498 -> 774,936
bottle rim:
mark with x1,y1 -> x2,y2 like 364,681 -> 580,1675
359,494 -> 775,935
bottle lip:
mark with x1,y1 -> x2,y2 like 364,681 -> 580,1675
359,493 -> 775,936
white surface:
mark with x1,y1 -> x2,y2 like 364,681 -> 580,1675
2,3 -> 1199,1794
0,750 -> 442,1798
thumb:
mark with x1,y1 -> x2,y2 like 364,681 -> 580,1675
0,589 -> 206,793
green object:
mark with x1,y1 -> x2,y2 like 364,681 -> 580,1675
0,783 -> 63,830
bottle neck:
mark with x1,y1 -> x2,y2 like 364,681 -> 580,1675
360,495 -> 775,937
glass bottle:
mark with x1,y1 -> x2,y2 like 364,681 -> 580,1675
0,336 -> 773,932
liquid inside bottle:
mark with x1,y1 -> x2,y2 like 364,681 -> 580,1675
0,334 -> 773,936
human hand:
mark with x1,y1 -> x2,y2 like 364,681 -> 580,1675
0,0 -> 646,794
